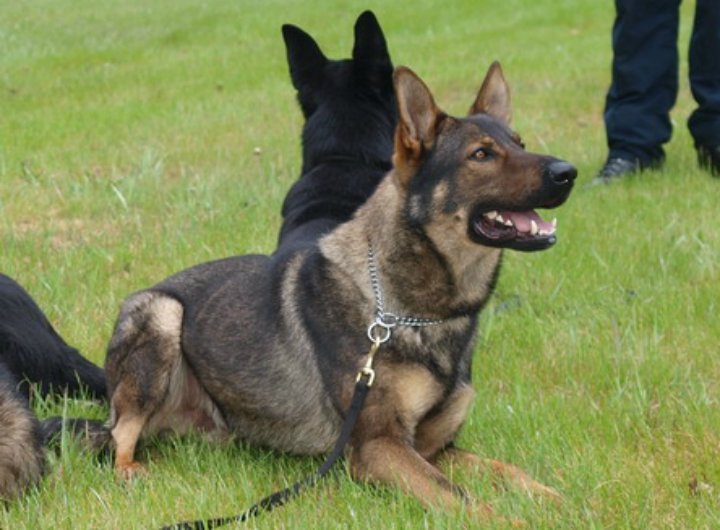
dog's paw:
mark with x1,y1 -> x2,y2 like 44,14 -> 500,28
522,480 -> 563,503
540,485 -> 563,503
115,461 -> 147,481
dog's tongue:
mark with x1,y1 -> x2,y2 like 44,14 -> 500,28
499,210 -> 553,233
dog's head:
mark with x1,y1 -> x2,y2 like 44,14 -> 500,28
282,11 -> 397,172
393,64 -> 576,252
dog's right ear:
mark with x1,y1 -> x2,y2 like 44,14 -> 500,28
282,24 -> 328,90
393,67 -> 442,186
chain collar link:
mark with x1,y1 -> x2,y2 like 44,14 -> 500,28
366,241 -> 443,343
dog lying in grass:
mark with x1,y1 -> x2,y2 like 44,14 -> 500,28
102,16 -> 576,523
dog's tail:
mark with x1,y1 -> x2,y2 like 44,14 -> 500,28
0,369 -> 46,501
0,274 -> 106,401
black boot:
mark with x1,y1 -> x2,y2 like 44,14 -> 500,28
588,156 -> 662,187
697,145 -> 720,177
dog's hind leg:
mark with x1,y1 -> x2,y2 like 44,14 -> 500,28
105,292 -> 226,480
105,292 -> 180,479
111,411 -> 148,479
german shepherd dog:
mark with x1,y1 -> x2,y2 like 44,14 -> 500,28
104,19 -> 576,523
0,273 -> 106,500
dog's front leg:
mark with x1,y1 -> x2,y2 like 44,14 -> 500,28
349,436 -> 494,519
434,446 -> 562,501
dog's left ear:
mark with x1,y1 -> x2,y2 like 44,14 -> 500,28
352,11 -> 392,70
468,61 -> 512,125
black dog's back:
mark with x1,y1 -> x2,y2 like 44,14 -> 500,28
277,160 -> 391,254
277,11 -> 396,251
0,273 -> 106,400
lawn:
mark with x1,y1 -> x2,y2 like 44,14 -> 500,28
1,0 -> 719,528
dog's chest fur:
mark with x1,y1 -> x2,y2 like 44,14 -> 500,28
351,331 -> 478,450
379,362 -> 445,435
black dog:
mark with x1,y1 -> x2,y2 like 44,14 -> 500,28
277,10 -> 396,251
0,273 -> 106,499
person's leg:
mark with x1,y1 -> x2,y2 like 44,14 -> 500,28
604,0 -> 682,166
688,0 -> 720,175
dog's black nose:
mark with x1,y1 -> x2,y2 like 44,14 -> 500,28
547,161 -> 577,185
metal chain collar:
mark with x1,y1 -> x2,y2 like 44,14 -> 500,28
366,241 -> 444,343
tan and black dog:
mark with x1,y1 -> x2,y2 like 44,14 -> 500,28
104,60 -> 576,520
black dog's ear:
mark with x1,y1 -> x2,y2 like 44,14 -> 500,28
393,66 -> 442,186
282,24 -> 328,89
468,61 -> 512,125
352,11 -> 392,72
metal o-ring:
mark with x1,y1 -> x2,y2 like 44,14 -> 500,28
367,321 -> 392,343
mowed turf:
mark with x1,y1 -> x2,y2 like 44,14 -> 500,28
2,0 -> 719,528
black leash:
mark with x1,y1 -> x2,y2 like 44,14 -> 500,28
159,365 -> 373,530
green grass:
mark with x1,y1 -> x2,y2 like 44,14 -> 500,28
2,0 -> 719,528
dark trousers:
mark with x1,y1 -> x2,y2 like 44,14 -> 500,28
604,0 -> 720,164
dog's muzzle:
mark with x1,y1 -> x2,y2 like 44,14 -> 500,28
470,160 -> 577,252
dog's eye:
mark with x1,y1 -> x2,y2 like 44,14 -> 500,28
470,148 -> 492,161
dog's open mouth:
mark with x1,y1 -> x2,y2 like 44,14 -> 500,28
471,209 -> 558,251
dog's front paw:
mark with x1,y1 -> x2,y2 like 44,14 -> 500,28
520,479 -> 563,503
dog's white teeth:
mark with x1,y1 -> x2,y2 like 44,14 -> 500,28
539,218 -> 558,236
530,220 -> 538,235
491,213 -> 513,227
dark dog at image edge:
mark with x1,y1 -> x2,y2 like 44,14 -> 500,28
0,273 -> 106,500
105,14 -> 576,522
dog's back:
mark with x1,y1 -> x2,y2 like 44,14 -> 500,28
277,11 -> 396,251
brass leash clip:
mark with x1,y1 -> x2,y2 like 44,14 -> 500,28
356,339 -> 381,387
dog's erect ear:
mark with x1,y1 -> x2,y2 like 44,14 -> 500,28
394,67 -> 441,152
468,61 -> 512,125
352,11 -> 392,72
393,67 -> 442,185
282,24 -> 328,90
